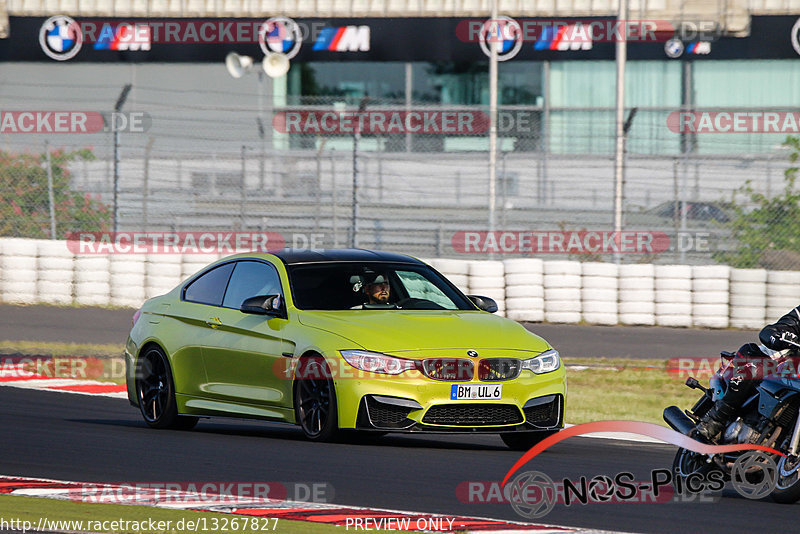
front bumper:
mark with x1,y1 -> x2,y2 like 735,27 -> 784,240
334,365 -> 566,433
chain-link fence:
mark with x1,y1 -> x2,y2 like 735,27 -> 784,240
1,69 -> 798,268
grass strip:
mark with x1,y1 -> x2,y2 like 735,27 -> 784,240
564,357 -> 705,425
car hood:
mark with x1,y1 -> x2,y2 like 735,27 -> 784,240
296,310 -> 550,354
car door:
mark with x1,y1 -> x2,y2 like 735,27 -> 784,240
167,261 -> 236,399
199,259 -> 294,413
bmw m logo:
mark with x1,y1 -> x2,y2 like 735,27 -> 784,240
467,350 -> 479,358
39,15 -> 83,61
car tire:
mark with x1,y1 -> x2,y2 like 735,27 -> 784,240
294,355 -> 341,442
135,346 -> 198,430
500,430 -> 558,451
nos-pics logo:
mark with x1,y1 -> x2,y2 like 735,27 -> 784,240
40,15 -> 83,61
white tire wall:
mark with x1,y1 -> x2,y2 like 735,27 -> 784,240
1,245 -> 37,304
35,240 -> 75,305
108,255 -> 146,308
466,261 -> 505,314
766,271 -> 800,322
729,269 -> 767,328
653,265 -> 693,326
146,253 -> 183,299
431,259 -> 470,294
580,262 -> 618,325
6,236 -> 800,330
504,259 -> 544,323
543,261 -> 581,323
73,255 -> 111,306
181,253 -> 219,279
692,266 -> 730,328
617,264 -> 654,325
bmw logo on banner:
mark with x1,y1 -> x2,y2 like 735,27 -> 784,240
792,18 -> 800,57
479,16 -> 522,62
259,17 -> 303,59
39,15 -> 83,61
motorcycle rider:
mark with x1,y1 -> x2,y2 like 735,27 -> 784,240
695,307 -> 800,441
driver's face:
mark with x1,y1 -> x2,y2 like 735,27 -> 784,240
366,282 -> 390,304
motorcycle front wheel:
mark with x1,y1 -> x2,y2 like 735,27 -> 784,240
772,453 -> 800,503
673,448 -> 721,488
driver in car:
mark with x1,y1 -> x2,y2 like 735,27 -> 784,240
364,274 -> 391,304
350,272 -> 394,308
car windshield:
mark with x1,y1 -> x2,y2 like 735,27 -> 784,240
287,262 -> 474,311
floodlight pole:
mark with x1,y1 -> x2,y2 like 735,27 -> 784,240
112,83 -> 132,233
613,0 -> 627,264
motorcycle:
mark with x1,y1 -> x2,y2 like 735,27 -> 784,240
663,338 -> 800,503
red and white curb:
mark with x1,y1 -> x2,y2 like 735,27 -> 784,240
0,475 -> 605,533
0,361 -> 127,398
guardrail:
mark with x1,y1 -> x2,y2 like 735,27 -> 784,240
2,237 -> 799,329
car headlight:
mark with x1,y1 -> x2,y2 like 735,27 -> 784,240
520,349 -> 560,374
340,350 -> 418,375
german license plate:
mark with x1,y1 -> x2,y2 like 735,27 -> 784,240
450,384 -> 502,400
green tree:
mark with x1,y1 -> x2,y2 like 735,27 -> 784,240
714,136 -> 800,269
0,148 -> 110,238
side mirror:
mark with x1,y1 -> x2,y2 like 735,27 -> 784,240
468,295 -> 498,313
240,294 -> 285,317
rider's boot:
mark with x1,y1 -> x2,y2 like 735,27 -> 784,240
693,400 -> 735,442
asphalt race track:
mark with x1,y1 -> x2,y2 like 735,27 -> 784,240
3,386 -> 799,534
1,304 -> 794,534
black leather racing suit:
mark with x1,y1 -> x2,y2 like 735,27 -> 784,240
722,307 -> 800,406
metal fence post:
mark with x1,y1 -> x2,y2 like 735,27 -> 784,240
45,141 -> 56,239
143,137 -> 154,232
240,145 -> 246,231
331,149 -> 338,247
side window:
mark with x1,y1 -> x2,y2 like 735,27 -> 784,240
222,261 -> 283,310
184,263 -> 235,306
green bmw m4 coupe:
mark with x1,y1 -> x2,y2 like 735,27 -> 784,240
125,249 -> 565,449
